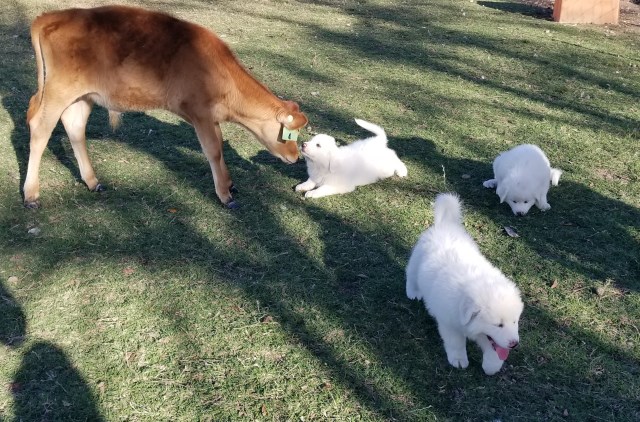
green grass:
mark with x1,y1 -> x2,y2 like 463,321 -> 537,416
1,0 -> 639,420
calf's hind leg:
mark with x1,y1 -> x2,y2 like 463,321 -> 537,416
23,94 -> 71,208
60,99 -> 103,192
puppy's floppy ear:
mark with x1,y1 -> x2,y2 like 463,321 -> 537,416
460,296 -> 481,325
327,147 -> 335,173
496,184 -> 509,203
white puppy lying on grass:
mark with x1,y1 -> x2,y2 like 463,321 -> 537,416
406,193 -> 524,375
483,144 -> 562,216
295,119 -> 407,198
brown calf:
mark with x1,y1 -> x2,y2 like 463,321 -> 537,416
24,6 -> 308,208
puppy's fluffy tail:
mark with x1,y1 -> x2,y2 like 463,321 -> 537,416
433,193 -> 463,227
355,118 -> 387,142
550,168 -> 562,186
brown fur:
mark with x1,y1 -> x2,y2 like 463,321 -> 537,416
24,5 -> 308,207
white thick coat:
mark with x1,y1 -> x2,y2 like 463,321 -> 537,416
295,119 -> 407,198
483,144 -> 562,215
406,193 -> 524,375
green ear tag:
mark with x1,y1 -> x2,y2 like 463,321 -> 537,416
282,127 -> 299,142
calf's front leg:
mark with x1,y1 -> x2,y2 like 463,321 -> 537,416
192,117 -> 235,208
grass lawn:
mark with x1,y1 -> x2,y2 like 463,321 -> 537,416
1,0 -> 639,420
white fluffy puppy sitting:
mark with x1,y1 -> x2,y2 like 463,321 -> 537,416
406,193 -> 523,375
295,119 -> 407,198
483,144 -> 562,216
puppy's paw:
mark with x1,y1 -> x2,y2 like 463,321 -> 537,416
539,203 -> 551,211
395,164 -> 408,178
304,190 -> 322,199
483,179 -> 497,189
447,354 -> 469,369
295,181 -> 315,193
405,285 -> 420,300
482,353 -> 504,376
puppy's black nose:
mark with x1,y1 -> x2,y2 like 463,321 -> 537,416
509,340 -> 519,349
516,212 -> 524,217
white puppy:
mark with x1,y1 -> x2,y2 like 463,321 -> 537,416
406,193 -> 523,375
483,144 -> 562,216
295,119 -> 407,198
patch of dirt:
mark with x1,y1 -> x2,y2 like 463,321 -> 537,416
593,167 -> 631,183
518,0 -> 640,30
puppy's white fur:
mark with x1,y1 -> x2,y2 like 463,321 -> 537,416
406,193 -> 523,375
295,119 -> 407,198
483,144 -> 562,216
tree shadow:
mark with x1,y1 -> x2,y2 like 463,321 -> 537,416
11,341 -> 104,421
478,1 -> 554,20
1,2 -> 639,420
252,1 -> 640,137
2,96 -> 639,419
223,144 -> 640,419
0,3 -> 32,195
390,136 -> 640,292
3,123 -> 639,418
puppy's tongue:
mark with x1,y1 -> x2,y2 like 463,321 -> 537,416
495,346 -> 510,361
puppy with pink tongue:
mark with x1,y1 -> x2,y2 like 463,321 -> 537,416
406,193 -> 523,375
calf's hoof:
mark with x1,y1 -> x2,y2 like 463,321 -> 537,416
93,183 -> 106,193
24,199 -> 41,209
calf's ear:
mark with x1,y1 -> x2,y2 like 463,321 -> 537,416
277,101 -> 309,130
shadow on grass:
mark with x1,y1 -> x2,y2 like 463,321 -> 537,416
275,1 -> 640,136
478,1 -> 554,20
0,4 -> 31,197
391,136 -> 640,291
11,341 -> 104,421
2,113 -> 639,418
1,1 -> 639,420
0,280 -> 25,347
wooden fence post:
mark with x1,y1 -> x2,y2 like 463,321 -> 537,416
553,0 -> 620,24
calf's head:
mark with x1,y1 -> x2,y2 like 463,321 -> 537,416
260,101 -> 308,164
